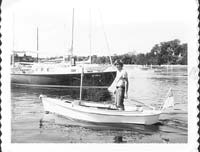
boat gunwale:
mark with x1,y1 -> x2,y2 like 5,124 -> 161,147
49,113 -> 160,126
43,97 -> 162,117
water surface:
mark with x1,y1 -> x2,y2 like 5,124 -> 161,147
11,65 -> 187,143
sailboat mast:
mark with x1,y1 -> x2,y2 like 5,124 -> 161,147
89,9 -> 92,64
79,67 -> 84,101
12,13 -> 15,66
70,8 -> 74,58
99,9 -> 113,65
36,27 -> 39,62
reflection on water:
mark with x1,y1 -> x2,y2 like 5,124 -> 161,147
11,65 -> 188,143
114,136 -> 124,143
38,113 -> 161,143
12,85 -> 112,102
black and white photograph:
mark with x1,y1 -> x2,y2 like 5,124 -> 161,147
1,0 -> 198,151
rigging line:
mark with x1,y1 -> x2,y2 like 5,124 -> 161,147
89,9 -> 92,63
98,9 -> 113,65
12,13 -> 15,52
36,27 -> 39,62
12,13 -> 15,66
70,8 -> 75,57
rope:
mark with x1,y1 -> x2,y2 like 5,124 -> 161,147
98,9 -> 113,65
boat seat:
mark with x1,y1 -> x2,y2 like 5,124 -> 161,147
125,106 -> 143,112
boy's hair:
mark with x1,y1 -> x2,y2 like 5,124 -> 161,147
114,59 -> 123,67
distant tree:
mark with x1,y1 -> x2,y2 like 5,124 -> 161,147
91,55 -> 97,63
122,54 -> 133,64
74,39 -> 187,65
177,43 -> 187,64
150,44 -> 160,65
136,53 -> 146,65
151,39 -> 186,65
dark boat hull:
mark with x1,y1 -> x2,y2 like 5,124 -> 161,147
11,71 -> 116,88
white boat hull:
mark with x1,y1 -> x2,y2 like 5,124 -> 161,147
41,97 -> 161,125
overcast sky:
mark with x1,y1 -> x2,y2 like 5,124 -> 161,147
2,0 -> 198,57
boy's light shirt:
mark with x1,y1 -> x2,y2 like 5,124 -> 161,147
108,68 -> 128,92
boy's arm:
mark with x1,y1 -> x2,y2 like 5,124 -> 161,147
124,77 -> 129,98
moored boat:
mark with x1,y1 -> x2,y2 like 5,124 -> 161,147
11,63 -> 116,88
11,9 -> 116,88
40,96 -> 161,125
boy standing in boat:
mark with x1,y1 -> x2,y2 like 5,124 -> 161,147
112,59 -> 129,111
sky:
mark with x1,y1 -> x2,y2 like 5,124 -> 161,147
2,0 -> 198,57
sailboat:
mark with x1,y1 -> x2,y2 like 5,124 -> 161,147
11,9 -> 116,88
40,67 -> 175,125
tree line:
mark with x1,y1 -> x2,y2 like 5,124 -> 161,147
77,39 -> 187,65
13,39 -> 187,65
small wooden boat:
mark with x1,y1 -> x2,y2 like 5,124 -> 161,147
40,65 -> 174,125
40,96 -> 162,125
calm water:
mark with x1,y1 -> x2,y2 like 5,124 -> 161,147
11,65 -> 188,143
